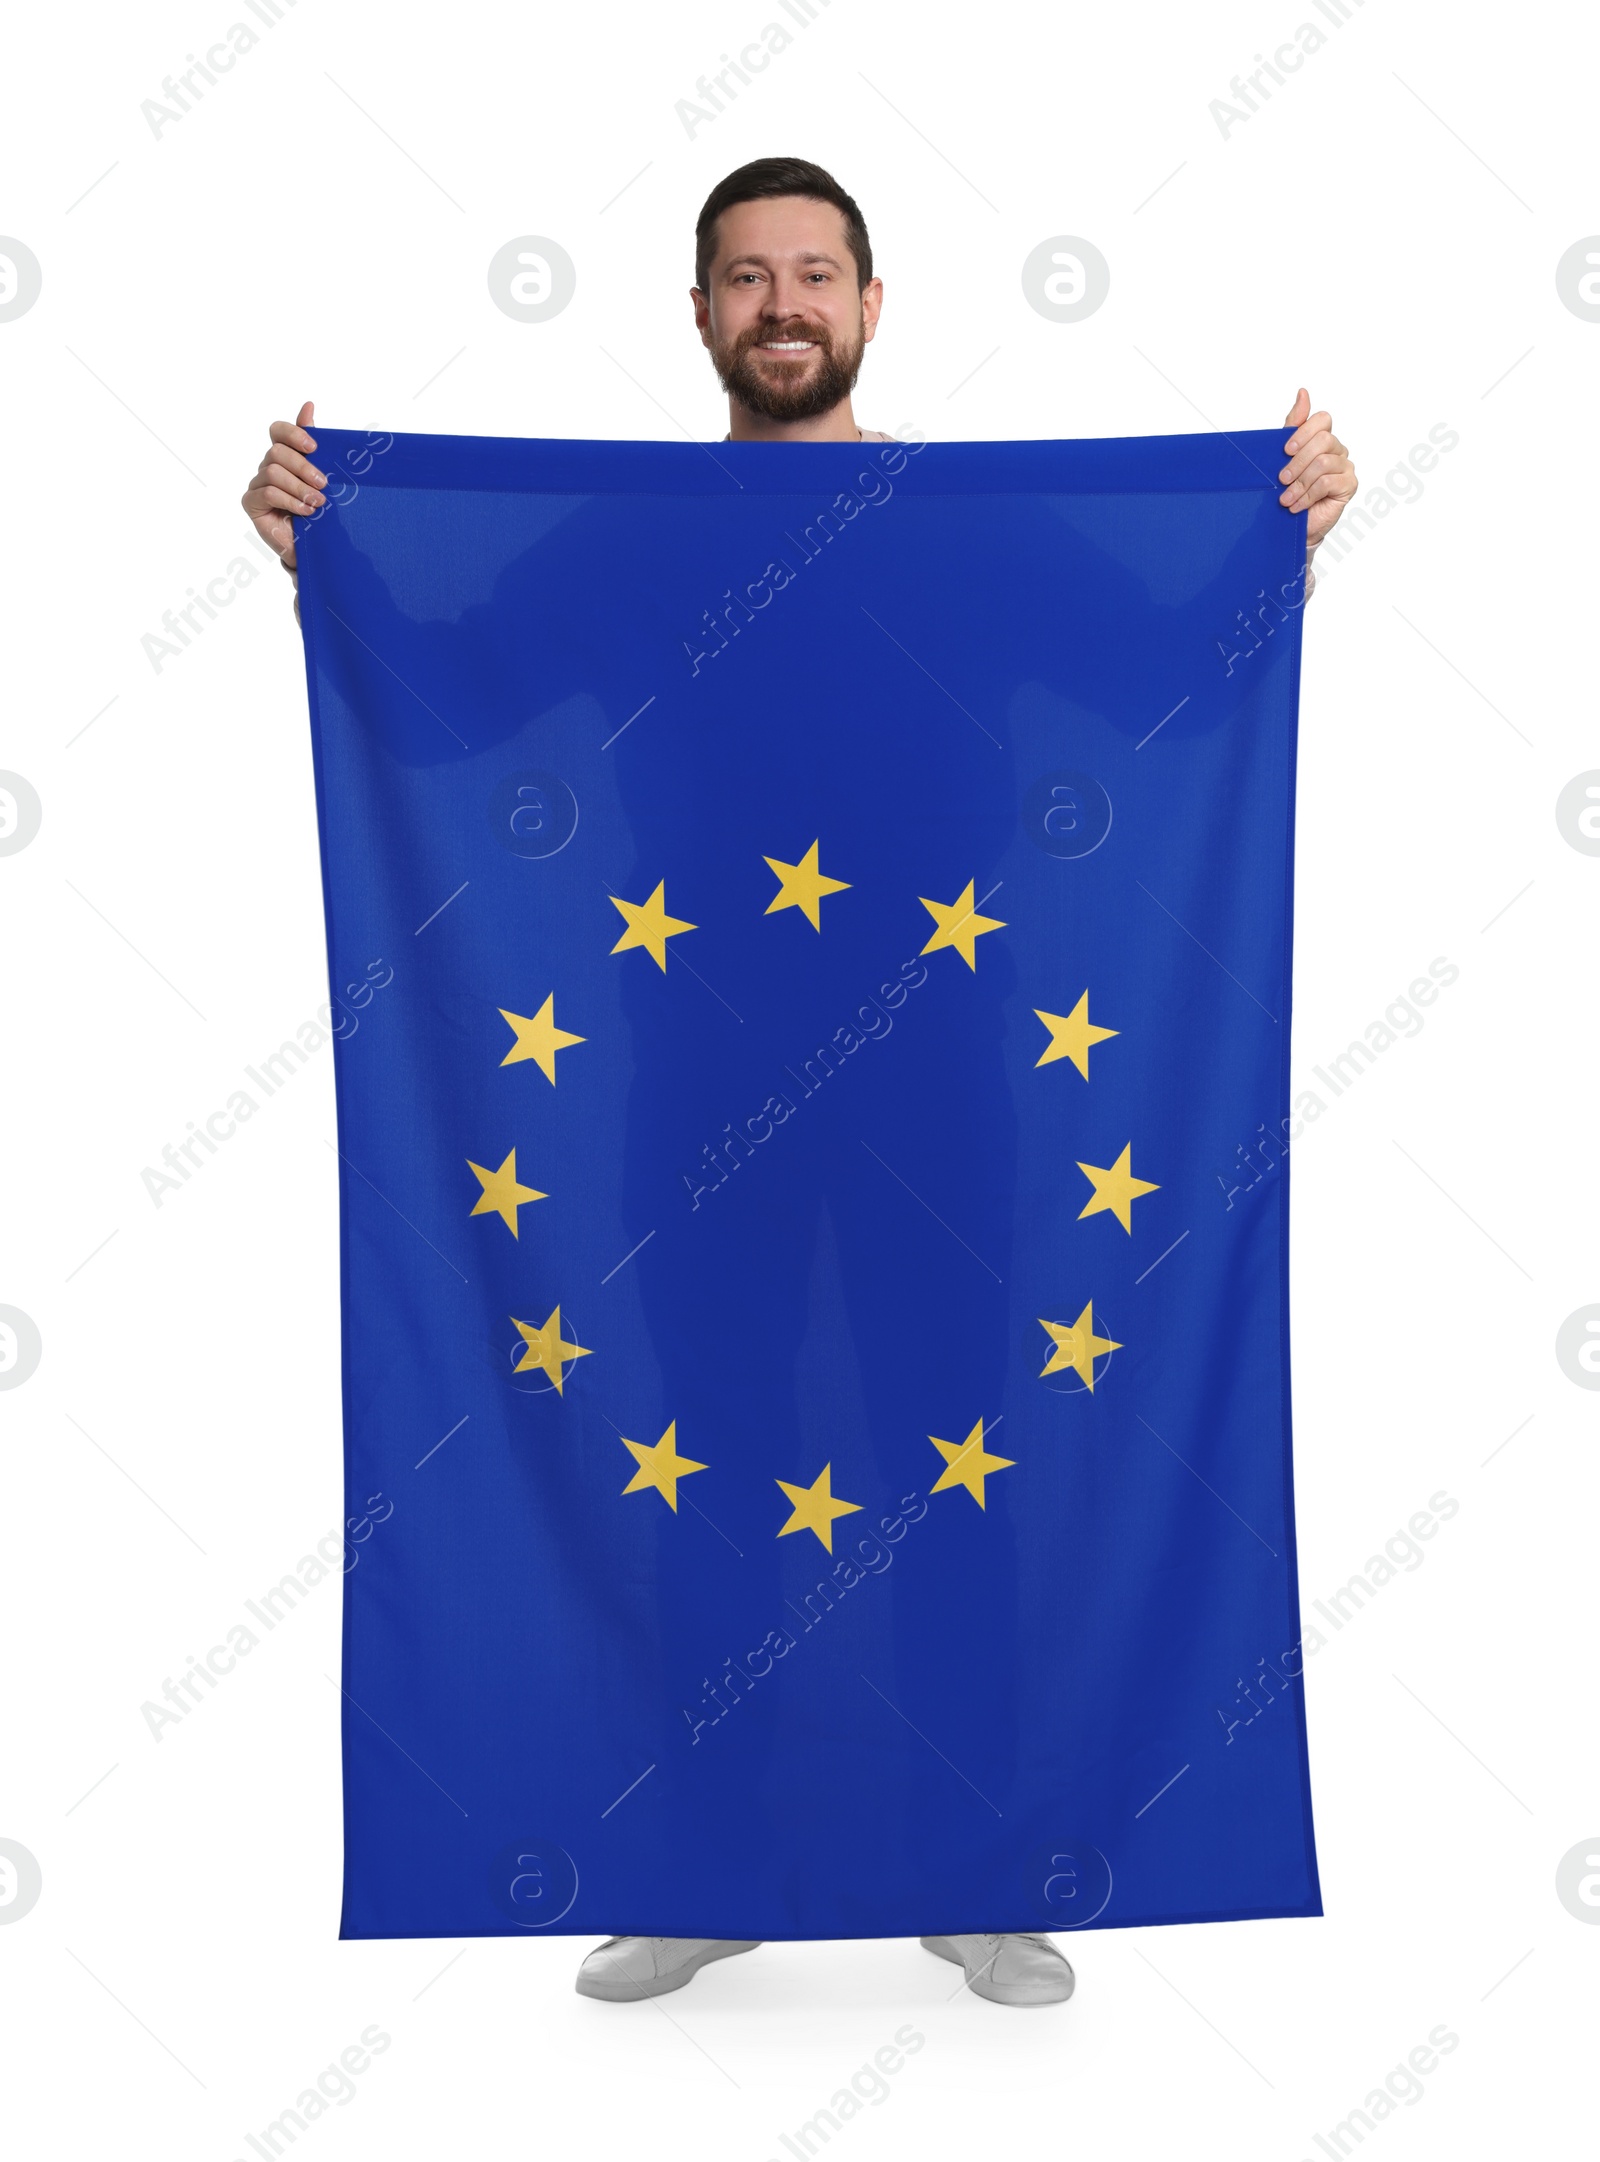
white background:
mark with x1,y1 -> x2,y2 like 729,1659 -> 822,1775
1,0 -> 1595,2154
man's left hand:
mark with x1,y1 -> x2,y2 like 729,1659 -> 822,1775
1280,389 -> 1357,574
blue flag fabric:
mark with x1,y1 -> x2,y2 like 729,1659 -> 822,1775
298,426 -> 1320,1941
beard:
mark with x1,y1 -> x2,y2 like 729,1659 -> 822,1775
710,315 -> 866,422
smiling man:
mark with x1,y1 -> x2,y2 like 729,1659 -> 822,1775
242,154 -> 1356,2011
690,165 -> 887,443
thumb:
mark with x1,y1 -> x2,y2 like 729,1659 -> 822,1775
1283,386 -> 1309,430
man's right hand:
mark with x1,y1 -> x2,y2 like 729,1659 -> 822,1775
241,399 -> 326,575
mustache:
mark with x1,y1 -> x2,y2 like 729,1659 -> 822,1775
736,322 -> 834,356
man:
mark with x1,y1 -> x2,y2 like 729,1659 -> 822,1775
243,156 -> 1356,2010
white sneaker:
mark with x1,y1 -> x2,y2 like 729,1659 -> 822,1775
574,1936 -> 762,2001
921,1932 -> 1076,2006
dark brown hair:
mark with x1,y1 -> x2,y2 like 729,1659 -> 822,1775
694,157 -> 873,294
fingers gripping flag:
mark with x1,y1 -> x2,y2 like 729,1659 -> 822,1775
298,427 -> 1320,1940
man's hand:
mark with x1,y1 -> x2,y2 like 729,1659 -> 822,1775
1279,389 -> 1356,578
241,399 -> 326,576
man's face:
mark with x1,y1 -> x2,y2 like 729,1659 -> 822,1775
694,196 -> 882,422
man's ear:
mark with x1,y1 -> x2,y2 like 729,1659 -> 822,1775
861,276 -> 884,343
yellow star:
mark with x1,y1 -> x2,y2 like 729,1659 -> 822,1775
1039,1301 -> 1122,1389
928,1417 -> 1015,1508
467,1146 -> 546,1237
609,881 -> 696,970
1035,992 -> 1118,1079
510,1306 -> 592,1393
919,880 -> 1005,970
775,1463 -> 863,1552
764,840 -> 851,930
1076,1144 -> 1159,1233
620,1420 -> 706,1511
499,994 -> 585,1083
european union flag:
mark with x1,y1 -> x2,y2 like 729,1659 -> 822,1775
299,426 -> 1320,1941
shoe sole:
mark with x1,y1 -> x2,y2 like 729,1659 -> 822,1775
575,1939 -> 762,2002
920,1934 -> 1076,2007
